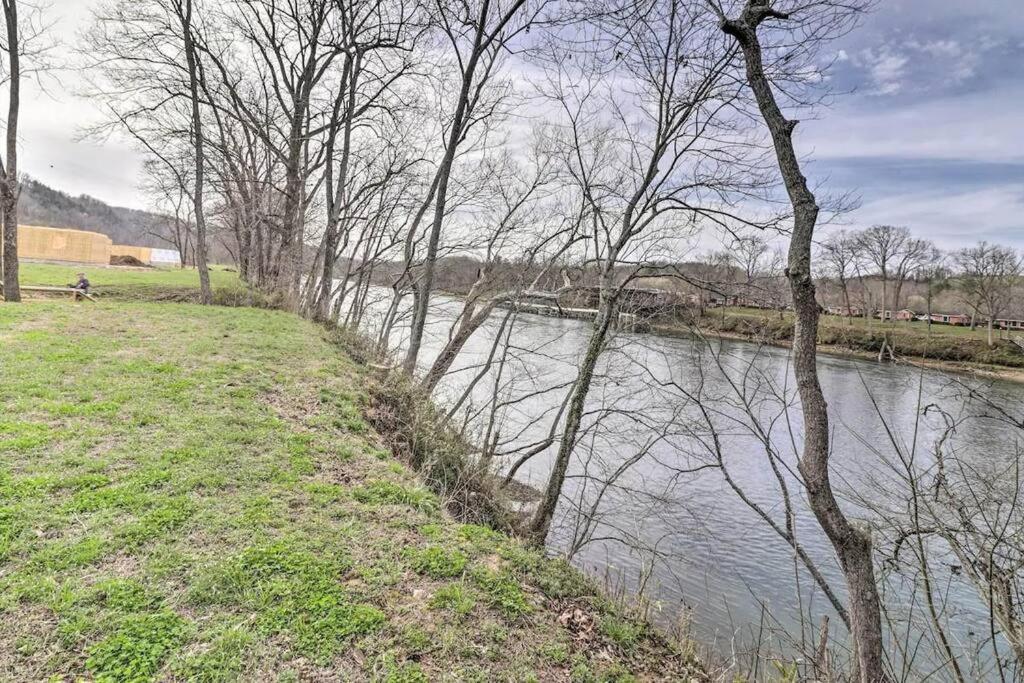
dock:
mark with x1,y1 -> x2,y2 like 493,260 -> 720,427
508,301 -> 642,331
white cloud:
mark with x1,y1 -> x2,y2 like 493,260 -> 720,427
801,83 -> 1024,164
861,49 -> 909,95
848,185 -> 1024,249
915,39 -> 962,58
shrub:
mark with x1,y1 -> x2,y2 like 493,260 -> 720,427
363,371 -> 516,529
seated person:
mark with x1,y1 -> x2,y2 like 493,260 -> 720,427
67,273 -> 90,293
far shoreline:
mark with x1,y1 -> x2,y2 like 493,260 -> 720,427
650,322 -> 1024,385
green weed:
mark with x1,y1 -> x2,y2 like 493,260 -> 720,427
428,583 -> 475,616
471,568 -> 531,618
599,616 -> 645,649
85,610 -> 189,683
190,541 -> 382,662
352,481 -> 437,512
406,545 -> 467,578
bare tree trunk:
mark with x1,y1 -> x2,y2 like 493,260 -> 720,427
721,4 -> 888,681
880,273 -> 888,324
0,0 -> 20,303
892,276 -> 905,318
841,276 -> 851,322
179,0 -> 211,304
528,275 -> 617,545
528,312 -> 612,545
422,298 -> 501,393
402,0 -> 528,374
926,284 -> 932,334
403,137 -> 463,374
315,54 -> 358,322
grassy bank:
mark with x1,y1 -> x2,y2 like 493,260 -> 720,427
0,297 -> 699,681
658,307 -> 1024,374
17,262 -> 247,303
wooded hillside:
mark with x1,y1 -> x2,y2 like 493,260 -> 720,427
18,177 -> 167,248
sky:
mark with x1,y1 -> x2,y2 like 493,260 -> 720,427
799,0 -> 1024,249
16,0 -> 1024,250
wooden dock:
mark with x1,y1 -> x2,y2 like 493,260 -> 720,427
508,301 -> 642,331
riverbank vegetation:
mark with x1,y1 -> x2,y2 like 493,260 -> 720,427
667,307 -> 1024,372
0,299 -> 700,681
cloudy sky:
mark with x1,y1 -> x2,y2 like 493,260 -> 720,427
800,0 -> 1024,249
17,0 -> 1024,249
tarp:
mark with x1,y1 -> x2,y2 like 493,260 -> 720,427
17,225 -> 112,265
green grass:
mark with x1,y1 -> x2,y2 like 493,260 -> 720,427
406,545 -> 468,579
429,583 -> 476,616
19,261 -> 239,290
0,293 -> 698,681
717,305 -> 1008,342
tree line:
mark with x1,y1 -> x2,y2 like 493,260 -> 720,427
818,225 -> 1022,346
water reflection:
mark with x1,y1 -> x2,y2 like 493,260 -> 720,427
348,286 -> 1022,677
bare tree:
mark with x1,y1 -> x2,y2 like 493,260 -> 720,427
0,0 -> 53,301
890,237 -> 935,316
194,0 -> 345,300
712,1 -> 888,680
915,255 -> 949,334
177,0 -> 212,303
527,0 -> 768,544
954,241 -> 1022,347
86,0 -> 216,302
141,159 -> 196,266
818,229 -> 859,318
852,378 -> 1024,680
419,147 -> 572,393
401,0 -> 550,374
856,225 -> 909,321
729,235 -> 788,311
0,0 -> 21,301
305,0 -> 420,322
733,234 -> 770,282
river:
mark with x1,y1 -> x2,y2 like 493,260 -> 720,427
348,287 -> 1022,679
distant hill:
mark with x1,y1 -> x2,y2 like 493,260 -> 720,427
18,177 -> 170,249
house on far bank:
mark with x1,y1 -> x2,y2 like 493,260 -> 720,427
876,309 -> 916,321
930,312 -> 971,326
995,317 -> 1024,330
825,305 -> 864,317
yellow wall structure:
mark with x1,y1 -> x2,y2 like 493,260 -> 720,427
111,244 -> 153,263
18,225 -> 113,265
